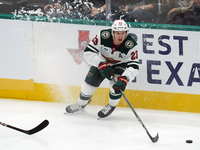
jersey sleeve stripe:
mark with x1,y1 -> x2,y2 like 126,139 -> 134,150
128,64 -> 139,69
127,61 -> 139,65
127,61 -> 139,69
85,44 -> 99,53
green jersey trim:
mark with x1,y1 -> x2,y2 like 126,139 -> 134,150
85,44 -> 99,53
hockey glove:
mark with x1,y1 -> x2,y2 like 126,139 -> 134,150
98,62 -> 114,80
113,76 -> 129,94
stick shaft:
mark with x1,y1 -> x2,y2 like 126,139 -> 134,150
112,78 -> 159,143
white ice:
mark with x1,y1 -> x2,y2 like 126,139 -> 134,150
0,99 -> 200,150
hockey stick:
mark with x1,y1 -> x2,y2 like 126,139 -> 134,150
0,119 -> 49,135
112,78 -> 159,143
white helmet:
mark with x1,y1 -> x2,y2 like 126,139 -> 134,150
112,20 -> 128,32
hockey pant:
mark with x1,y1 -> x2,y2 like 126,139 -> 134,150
78,65 -> 127,107
78,75 -> 122,107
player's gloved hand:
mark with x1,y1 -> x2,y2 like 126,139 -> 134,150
98,62 -> 114,80
113,76 -> 129,94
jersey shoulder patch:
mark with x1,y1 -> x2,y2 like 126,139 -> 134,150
100,29 -> 112,47
100,29 -> 111,39
125,34 -> 137,49
125,40 -> 135,49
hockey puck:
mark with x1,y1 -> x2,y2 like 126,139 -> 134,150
186,140 -> 193,143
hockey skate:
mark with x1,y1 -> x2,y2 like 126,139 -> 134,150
65,99 -> 91,113
98,104 -> 116,118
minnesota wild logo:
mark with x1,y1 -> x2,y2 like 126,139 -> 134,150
101,31 -> 110,39
87,72 -> 93,77
125,40 -> 134,48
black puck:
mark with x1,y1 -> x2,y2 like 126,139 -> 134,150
186,140 -> 193,143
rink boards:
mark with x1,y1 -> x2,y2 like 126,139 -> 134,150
0,16 -> 200,113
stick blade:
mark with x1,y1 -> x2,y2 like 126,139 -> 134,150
151,133 -> 159,143
26,119 -> 49,135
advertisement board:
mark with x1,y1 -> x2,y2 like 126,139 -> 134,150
0,18 -> 200,112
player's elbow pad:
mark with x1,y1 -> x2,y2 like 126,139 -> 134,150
83,52 -> 101,67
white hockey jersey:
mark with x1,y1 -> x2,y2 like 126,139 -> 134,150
83,29 -> 139,81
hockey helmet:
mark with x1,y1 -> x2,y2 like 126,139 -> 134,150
112,20 -> 128,33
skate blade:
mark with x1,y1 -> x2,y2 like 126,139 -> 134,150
64,109 -> 85,115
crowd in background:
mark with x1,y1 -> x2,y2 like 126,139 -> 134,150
0,0 -> 200,26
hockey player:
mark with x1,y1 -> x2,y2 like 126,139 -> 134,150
66,20 -> 139,118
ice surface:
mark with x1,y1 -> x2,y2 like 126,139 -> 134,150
0,99 -> 199,150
